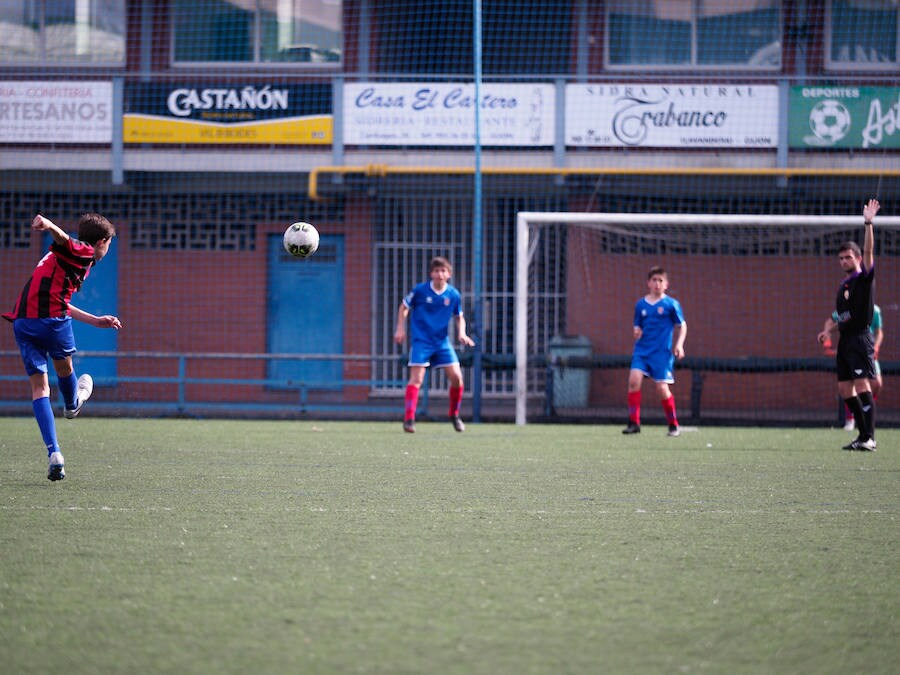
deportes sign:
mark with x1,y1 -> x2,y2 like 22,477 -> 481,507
343,82 -> 554,146
0,81 -> 112,143
790,86 -> 900,149
566,84 -> 778,148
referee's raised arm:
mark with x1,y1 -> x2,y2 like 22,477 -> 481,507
862,198 -> 879,271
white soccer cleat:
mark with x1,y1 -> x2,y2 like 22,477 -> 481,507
64,374 -> 93,419
858,438 -> 877,452
842,418 -> 855,432
47,451 -> 65,481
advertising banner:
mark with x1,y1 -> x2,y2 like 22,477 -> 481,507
343,82 -> 554,146
124,82 -> 332,144
566,84 -> 778,148
0,81 -> 112,143
790,86 -> 899,149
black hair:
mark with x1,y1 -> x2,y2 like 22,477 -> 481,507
838,241 -> 861,257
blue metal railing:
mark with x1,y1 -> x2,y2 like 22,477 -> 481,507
0,350 -> 411,417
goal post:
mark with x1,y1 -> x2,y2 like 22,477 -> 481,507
515,212 -> 900,425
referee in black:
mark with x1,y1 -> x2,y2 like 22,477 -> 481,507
819,199 -> 880,451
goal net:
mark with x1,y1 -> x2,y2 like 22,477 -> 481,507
515,212 -> 900,426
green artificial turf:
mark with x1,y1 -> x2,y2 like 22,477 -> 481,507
1,418 -> 897,674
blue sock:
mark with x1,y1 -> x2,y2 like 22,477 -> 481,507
32,397 -> 60,456
59,372 -> 78,410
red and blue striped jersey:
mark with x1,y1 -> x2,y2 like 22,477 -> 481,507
3,238 -> 95,321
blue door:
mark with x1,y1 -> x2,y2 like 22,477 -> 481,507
267,233 -> 344,388
49,233 -> 118,382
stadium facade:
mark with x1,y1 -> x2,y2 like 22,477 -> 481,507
1,1 -> 898,424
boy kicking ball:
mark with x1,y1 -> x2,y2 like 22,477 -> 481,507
4,214 -> 121,480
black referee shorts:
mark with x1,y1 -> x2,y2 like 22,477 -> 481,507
836,330 -> 875,382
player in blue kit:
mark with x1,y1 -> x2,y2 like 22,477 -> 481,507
622,266 -> 687,437
394,256 -> 475,433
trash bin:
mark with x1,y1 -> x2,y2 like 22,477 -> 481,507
548,335 -> 592,408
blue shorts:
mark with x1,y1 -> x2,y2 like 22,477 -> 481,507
408,340 -> 459,369
630,350 -> 675,384
11,317 -> 77,376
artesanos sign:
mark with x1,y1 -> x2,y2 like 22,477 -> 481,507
0,80 -> 112,143
789,86 -> 899,149
566,84 -> 778,148
343,82 -> 554,146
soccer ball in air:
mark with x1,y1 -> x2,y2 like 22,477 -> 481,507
808,100 -> 851,144
283,222 -> 319,258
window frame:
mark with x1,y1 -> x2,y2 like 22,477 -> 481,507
170,0 -> 343,70
0,0 -> 126,67
825,0 -> 900,72
603,0 -> 783,72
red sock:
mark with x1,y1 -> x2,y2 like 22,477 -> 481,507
662,395 -> 678,426
404,384 -> 419,422
627,391 -> 641,425
449,385 -> 463,418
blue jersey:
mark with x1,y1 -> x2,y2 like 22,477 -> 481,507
403,281 -> 463,348
633,295 -> 685,357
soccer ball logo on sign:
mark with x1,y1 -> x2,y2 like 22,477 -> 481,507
283,222 -> 320,258
807,100 -> 851,146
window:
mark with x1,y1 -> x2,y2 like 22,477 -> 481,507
607,0 -> 781,69
0,0 -> 125,64
374,0 -> 573,75
827,0 -> 899,70
173,0 -> 342,65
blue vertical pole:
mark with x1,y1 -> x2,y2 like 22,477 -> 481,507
776,78 -> 788,189
471,0 -> 483,422
111,77 -> 124,185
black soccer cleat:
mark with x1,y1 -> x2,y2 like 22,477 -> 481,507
842,437 -> 876,451
403,419 -> 416,433
667,424 -> 681,437
451,416 -> 465,432
622,422 -> 641,434
842,438 -> 860,451
47,451 -> 66,481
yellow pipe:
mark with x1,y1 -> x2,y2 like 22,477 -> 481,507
308,164 -> 898,201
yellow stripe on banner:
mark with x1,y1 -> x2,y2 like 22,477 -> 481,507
123,114 -> 333,144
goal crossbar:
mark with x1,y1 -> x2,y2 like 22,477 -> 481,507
514,212 -> 900,425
